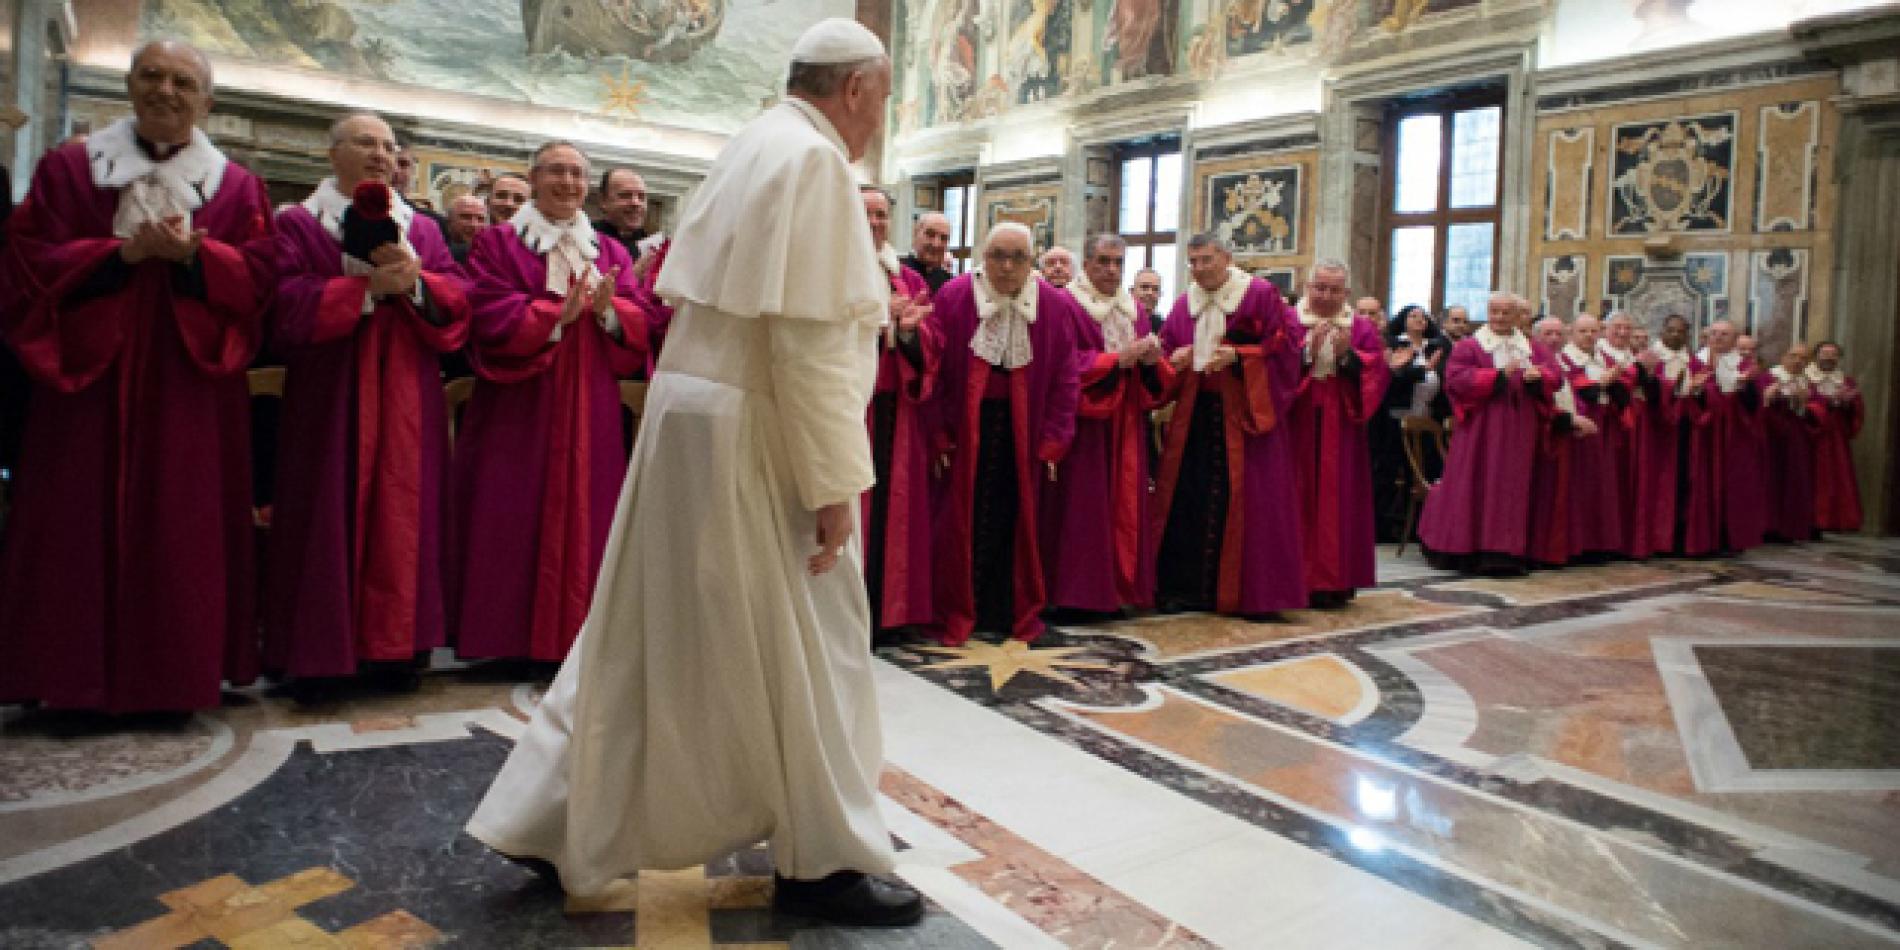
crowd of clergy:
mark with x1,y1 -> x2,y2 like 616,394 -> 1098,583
0,40 -> 1870,717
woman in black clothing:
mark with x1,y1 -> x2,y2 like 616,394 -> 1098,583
1370,305 -> 1450,542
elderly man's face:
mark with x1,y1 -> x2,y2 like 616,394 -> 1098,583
330,115 -> 398,191
1303,268 -> 1347,316
1132,270 -> 1162,310
1187,245 -> 1231,293
1815,343 -> 1842,371
602,169 -> 648,232
835,60 -> 892,162
1352,296 -> 1384,324
1534,318 -> 1567,351
982,230 -> 1034,297
861,190 -> 891,247
448,197 -> 488,243
1572,317 -> 1602,351
1485,297 -> 1515,332
128,43 -> 213,145
1632,327 -> 1652,350
913,213 -> 951,267
1606,318 -> 1633,349
1443,307 -> 1471,338
1084,244 -> 1124,296
1781,344 -> 1810,374
488,176 -> 529,223
1737,335 -> 1758,363
1040,249 -> 1074,288
1706,322 -> 1736,353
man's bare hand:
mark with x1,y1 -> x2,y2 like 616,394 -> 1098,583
1169,345 -> 1193,372
808,502 -> 853,576
1205,345 -> 1238,373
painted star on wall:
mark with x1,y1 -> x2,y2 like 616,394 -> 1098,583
917,640 -> 1114,691
600,66 -> 647,119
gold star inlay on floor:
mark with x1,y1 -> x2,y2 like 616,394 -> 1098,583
918,640 -> 1114,691
93,867 -> 440,948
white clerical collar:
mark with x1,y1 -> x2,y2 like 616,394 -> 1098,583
89,117 -> 227,203
970,271 -> 1038,369
784,97 -> 849,159
91,117 -> 229,239
1807,364 -> 1845,387
1188,267 -> 1250,319
1597,339 -> 1634,365
1700,348 -> 1744,392
513,203 -> 601,297
1770,366 -> 1808,388
1563,342 -> 1606,378
1474,324 -> 1530,357
1297,296 -> 1352,329
1069,279 -> 1138,352
302,177 -> 416,251
877,242 -> 902,277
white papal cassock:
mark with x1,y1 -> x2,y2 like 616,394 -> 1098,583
466,97 -> 895,897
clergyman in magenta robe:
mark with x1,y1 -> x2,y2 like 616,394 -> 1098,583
1043,240 -> 1170,614
0,66 -> 273,713
1419,296 -> 1557,573
1683,322 -> 1769,555
264,114 -> 472,683
1153,239 -> 1306,616
1762,349 -> 1822,543
1289,279 -> 1391,605
452,159 -> 648,663
1807,343 -> 1864,534
928,225 -> 1080,646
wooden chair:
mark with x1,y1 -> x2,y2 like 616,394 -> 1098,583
246,367 -> 288,540
444,377 -> 476,446
1396,415 -> 1449,556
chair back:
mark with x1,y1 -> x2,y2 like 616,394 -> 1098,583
444,377 -> 476,445
1399,415 -> 1447,493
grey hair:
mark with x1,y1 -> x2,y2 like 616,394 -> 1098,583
530,140 -> 591,176
1040,246 -> 1074,266
130,40 -> 214,94
787,56 -> 887,98
1310,257 -> 1350,283
1185,231 -> 1231,254
327,111 -> 391,146
983,221 -> 1034,252
858,184 -> 893,204
1083,233 -> 1127,258
1605,310 -> 1633,326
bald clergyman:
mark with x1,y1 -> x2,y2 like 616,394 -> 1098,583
465,18 -> 925,927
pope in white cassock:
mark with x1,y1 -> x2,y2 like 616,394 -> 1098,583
465,18 -> 924,927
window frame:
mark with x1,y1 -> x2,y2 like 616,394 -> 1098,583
1110,138 -> 1183,291
937,171 -> 978,274
1376,88 -> 1507,318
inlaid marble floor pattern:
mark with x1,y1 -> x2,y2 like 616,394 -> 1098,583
3,540 -> 1899,948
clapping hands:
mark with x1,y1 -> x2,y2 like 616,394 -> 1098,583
121,215 -> 204,265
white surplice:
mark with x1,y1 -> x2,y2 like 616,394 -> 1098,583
466,98 -> 893,896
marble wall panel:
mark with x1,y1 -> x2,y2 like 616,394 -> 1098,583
1545,127 -> 1594,241
1608,111 -> 1738,236
1192,148 -> 1318,282
1756,100 -> 1821,233
983,184 -> 1063,251
1748,247 -> 1810,357
1542,254 -> 1587,320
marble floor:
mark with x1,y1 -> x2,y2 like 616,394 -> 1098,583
4,540 -> 1900,948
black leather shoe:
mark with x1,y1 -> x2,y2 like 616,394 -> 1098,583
773,871 -> 924,927
501,853 -> 563,891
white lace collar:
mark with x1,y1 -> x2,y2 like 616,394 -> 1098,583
971,271 -> 1038,369
1563,342 -> 1607,380
1770,366 -> 1808,389
1068,279 -> 1138,353
89,117 -> 228,239
513,203 -> 601,297
302,177 -> 415,252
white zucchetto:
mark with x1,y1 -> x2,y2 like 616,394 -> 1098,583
791,18 -> 886,65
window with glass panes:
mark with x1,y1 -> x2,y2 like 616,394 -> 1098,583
939,173 -> 978,274
1113,141 -> 1182,304
1379,92 -> 1504,322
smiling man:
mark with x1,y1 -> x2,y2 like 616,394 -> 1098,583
263,110 -> 472,698
0,40 -> 276,713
